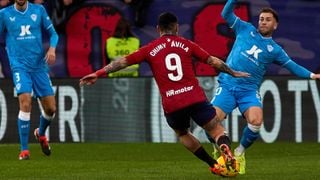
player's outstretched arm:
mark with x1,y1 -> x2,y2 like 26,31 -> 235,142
221,0 -> 238,25
79,57 -> 129,86
207,56 -> 250,78
283,60 -> 320,80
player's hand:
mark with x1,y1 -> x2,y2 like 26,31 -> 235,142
45,47 -> 56,65
311,73 -> 320,80
79,73 -> 98,86
232,71 -> 250,78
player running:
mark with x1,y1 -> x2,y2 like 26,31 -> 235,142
80,12 -> 250,177
0,0 -> 59,160
208,0 -> 320,174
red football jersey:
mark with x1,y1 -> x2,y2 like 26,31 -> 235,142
126,35 -> 210,113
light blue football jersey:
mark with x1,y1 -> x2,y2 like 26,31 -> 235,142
0,2 -> 58,72
219,17 -> 291,90
218,0 -> 295,90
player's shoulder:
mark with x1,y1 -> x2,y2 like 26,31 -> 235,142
268,38 -> 283,51
0,4 -> 14,14
264,38 -> 286,57
240,21 -> 255,32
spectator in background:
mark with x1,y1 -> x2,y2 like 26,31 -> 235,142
106,17 -> 140,77
122,0 -> 152,27
0,0 -> 12,8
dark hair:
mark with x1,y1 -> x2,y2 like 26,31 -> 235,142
113,18 -> 136,38
158,12 -> 178,31
260,7 -> 279,22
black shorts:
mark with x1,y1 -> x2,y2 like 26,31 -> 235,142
165,101 -> 216,130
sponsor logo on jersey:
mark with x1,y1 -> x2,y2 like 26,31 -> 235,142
166,85 -> 194,97
9,16 -> 15,22
17,25 -> 36,40
19,25 -> 31,36
246,45 -> 262,59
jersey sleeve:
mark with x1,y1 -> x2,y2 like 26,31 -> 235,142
274,49 -> 291,66
125,45 -> 148,65
221,0 -> 238,28
221,0 -> 251,35
189,40 -> 210,63
283,60 -> 312,78
276,48 -> 311,78
40,5 -> 58,48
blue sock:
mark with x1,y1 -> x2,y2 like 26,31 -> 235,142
240,125 -> 260,149
18,119 -> 30,151
39,115 -> 51,136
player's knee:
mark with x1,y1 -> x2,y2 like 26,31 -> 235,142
202,116 -> 219,131
19,99 -> 32,111
247,116 -> 263,127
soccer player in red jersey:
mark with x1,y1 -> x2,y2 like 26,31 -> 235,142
80,12 -> 249,177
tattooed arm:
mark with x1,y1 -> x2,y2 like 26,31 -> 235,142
101,57 -> 129,74
207,56 -> 250,77
79,57 -> 129,86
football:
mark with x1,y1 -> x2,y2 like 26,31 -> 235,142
217,156 -> 240,177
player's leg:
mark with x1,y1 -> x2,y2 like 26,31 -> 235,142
237,107 -> 262,153
32,72 -> 56,156
13,71 -> 33,160
205,106 -> 229,159
173,128 -> 228,176
206,85 -> 236,158
165,106 -> 226,176
17,93 -> 32,160
190,102 -> 238,176
202,116 -> 238,174
235,90 -> 263,174
38,96 -> 56,136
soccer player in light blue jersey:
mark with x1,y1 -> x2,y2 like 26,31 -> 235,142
0,0 -> 58,160
207,0 -> 320,174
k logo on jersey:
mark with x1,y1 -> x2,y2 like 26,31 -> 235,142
246,45 -> 262,59
19,25 -> 31,36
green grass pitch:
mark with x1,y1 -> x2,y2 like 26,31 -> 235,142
0,142 -> 319,179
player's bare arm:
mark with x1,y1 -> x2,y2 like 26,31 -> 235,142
79,57 -> 129,86
45,47 -> 56,65
207,56 -> 250,77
